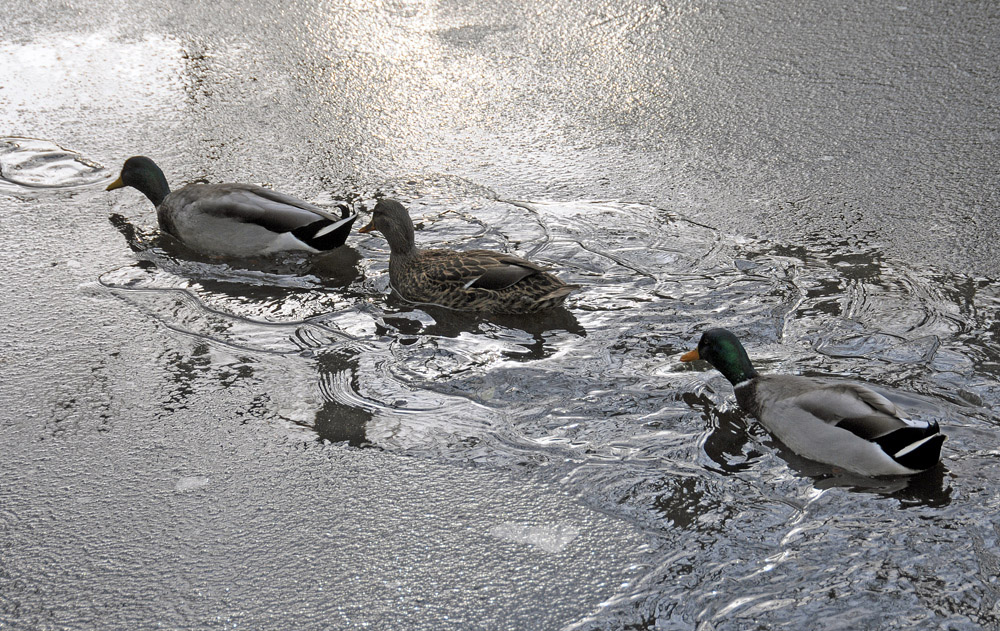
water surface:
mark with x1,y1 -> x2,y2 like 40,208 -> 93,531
2,0 -> 999,628
96,181 -> 1000,629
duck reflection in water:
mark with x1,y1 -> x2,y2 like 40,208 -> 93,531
107,211 -> 365,293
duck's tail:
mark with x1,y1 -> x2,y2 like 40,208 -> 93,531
543,284 -> 580,301
529,284 -> 579,311
874,420 -> 945,472
293,205 -> 358,251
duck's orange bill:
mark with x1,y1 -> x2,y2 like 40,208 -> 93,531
680,349 -> 700,362
106,176 -> 124,191
358,220 -> 375,234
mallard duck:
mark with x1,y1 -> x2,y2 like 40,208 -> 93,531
358,199 -> 579,313
106,156 -> 357,257
681,328 -> 945,476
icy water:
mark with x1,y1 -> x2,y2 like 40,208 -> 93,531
3,0 -> 1000,628
92,176 -> 1000,628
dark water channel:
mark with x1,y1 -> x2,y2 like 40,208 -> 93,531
2,1 -> 1000,629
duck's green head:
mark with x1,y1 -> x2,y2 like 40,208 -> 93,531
106,156 -> 170,206
358,198 -> 416,254
681,328 -> 759,385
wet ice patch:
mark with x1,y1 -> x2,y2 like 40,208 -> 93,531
488,522 -> 580,553
174,476 -> 210,492
0,137 -> 110,190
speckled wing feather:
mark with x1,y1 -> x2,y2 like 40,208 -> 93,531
416,249 -> 545,289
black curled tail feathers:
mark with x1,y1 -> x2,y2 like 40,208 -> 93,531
292,212 -> 358,250
875,420 -> 945,471
333,202 -> 353,219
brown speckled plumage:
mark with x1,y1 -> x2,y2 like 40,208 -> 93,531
359,199 -> 579,314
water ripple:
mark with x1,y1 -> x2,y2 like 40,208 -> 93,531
0,137 -> 110,190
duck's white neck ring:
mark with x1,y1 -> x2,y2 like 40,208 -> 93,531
734,378 -> 754,390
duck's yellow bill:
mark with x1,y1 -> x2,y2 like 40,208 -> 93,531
358,220 -> 375,234
680,349 -> 700,362
105,176 -> 124,191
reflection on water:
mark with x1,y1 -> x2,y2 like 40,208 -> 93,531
312,349 -> 373,447
97,181 -> 1000,629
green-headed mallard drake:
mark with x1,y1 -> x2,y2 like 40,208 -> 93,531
681,328 -> 945,476
106,156 -> 357,257
358,199 -> 579,314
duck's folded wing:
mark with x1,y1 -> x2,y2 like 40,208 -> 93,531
421,251 -> 544,290
766,394 -> 943,474
756,377 -> 944,473
783,383 -> 916,442
788,383 -> 902,421
465,252 -> 551,290
465,264 -> 537,290
192,185 -> 352,232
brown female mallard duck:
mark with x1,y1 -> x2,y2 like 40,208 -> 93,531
358,199 -> 579,313
106,156 -> 357,257
681,328 -> 945,476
